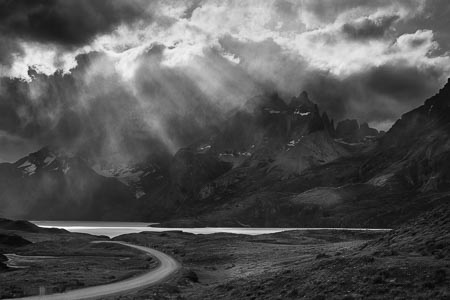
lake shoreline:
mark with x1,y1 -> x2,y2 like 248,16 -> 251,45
31,221 -> 391,238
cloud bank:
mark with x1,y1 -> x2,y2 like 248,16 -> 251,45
0,0 -> 449,162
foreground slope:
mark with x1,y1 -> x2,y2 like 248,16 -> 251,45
110,206 -> 449,299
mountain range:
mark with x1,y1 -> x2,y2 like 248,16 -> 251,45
1,79 -> 449,227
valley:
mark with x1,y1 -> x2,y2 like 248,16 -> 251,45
1,207 -> 449,299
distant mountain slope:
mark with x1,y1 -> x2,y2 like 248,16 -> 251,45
362,78 -> 450,192
335,119 -> 381,143
2,81 -> 449,225
156,79 -> 450,227
140,91 -> 373,223
0,147 -> 138,220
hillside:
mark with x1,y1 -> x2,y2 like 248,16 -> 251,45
0,147 -> 138,220
155,79 -> 450,227
1,81 -> 449,226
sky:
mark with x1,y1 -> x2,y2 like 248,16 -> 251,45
0,0 -> 449,163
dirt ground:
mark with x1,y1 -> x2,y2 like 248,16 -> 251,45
0,236 -> 157,298
1,222 -> 448,299
103,229 -> 447,299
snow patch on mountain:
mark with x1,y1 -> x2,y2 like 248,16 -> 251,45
287,137 -> 304,148
367,173 -> 394,187
43,155 -> 56,166
62,163 -> 70,174
93,163 -> 161,199
23,164 -> 37,175
294,110 -> 311,116
197,144 -> 211,153
17,160 -> 31,168
17,160 -> 37,176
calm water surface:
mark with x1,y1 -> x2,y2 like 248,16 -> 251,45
32,221 -> 390,238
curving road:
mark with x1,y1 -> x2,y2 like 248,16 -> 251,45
7,241 -> 180,300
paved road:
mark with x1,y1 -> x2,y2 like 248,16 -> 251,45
7,241 -> 180,300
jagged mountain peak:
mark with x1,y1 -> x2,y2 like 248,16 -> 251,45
289,91 -> 315,109
12,146 -> 86,177
335,119 -> 380,143
16,146 -> 77,162
0,145 -> 138,220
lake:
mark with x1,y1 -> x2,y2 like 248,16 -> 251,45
32,221 -> 391,238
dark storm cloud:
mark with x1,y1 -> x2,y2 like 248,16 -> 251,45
0,131 -> 38,162
0,48 -> 230,163
0,101 -> 21,132
0,68 -> 76,141
0,0 -> 450,162
0,37 -> 23,67
219,36 -> 309,97
0,53 -> 110,146
342,15 -> 400,40
0,0 -> 150,47
302,63 -> 444,125
218,31 -> 449,128
360,64 -> 443,122
362,64 -> 442,108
